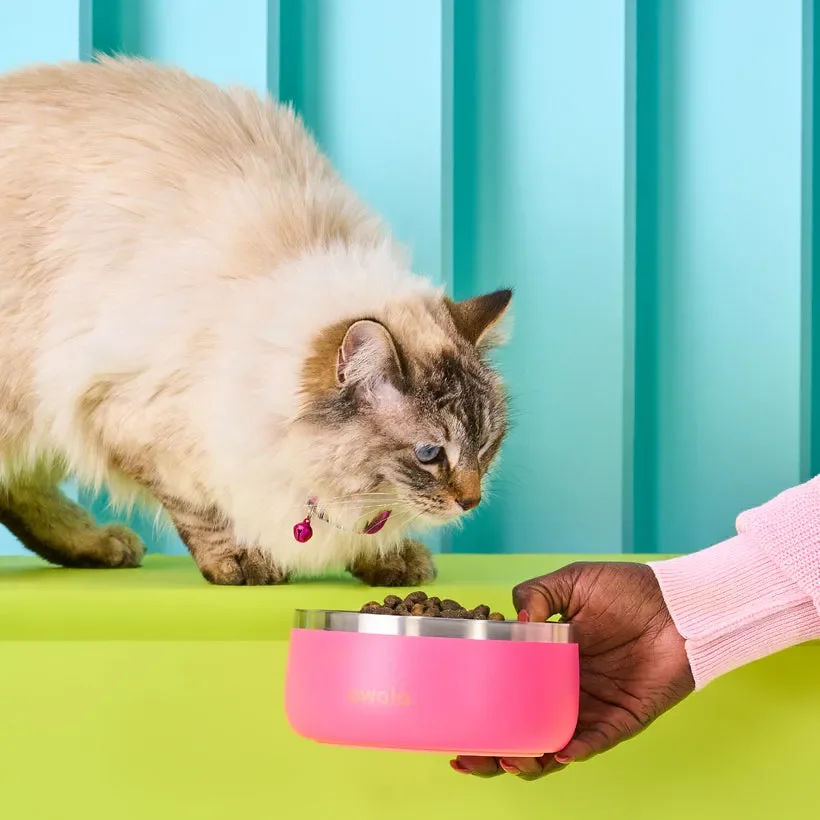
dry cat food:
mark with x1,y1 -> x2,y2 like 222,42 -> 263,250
360,591 -> 505,621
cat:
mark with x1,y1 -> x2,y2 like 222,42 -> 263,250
0,56 -> 511,586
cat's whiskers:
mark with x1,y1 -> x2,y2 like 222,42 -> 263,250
316,495 -> 396,507
316,502 -> 397,515
317,490 -> 394,497
316,493 -> 396,506
394,509 -> 428,533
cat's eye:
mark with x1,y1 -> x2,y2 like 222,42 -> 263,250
414,444 -> 444,464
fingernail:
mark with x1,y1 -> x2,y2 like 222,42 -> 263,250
499,759 -> 521,775
450,760 -> 469,774
517,610 -> 530,623
555,755 -> 573,765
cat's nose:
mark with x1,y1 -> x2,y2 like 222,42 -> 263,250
452,467 -> 482,512
456,495 -> 481,512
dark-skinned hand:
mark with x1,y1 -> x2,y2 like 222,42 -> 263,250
451,562 -> 695,780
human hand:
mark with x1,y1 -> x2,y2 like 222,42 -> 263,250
451,562 -> 694,780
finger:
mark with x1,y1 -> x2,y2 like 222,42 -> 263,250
498,756 -> 541,777
537,756 -> 569,777
499,755 -> 567,781
451,756 -> 503,778
499,755 -> 545,777
512,565 -> 576,622
556,725 -> 619,764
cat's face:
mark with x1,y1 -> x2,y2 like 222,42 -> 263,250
299,290 -> 511,530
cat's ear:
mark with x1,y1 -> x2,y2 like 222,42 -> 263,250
445,289 -> 513,348
336,320 -> 404,403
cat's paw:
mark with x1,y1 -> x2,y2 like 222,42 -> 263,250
96,524 -> 146,568
196,546 -> 289,586
348,539 -> 437,587
57,523 -> 145,569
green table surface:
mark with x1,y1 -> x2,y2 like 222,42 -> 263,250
0,552 -> 654,641
0,554 -> 817,820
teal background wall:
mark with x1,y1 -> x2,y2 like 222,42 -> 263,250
0,0 -> 817,557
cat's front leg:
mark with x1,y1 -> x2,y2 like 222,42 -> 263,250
347,538 -> 437,587
159,493 -> 288,586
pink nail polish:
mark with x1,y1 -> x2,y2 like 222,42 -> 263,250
555,755 -> 573,765
450,760 -> 469,774
499,759 -> 521,775
517,610 -> 530,622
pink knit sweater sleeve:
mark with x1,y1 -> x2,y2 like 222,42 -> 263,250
648,476 -> 820,689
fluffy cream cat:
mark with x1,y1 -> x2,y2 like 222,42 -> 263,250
0,57 -> 511,585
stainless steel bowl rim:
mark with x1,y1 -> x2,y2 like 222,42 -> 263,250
292,609 -> 575,643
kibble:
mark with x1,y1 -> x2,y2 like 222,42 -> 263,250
440,609 -> 469,619
359,591 -> 506,621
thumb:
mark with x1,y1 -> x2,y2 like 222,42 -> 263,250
512,565 -> 577,623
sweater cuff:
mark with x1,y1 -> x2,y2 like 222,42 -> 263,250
648,535 -> 820,689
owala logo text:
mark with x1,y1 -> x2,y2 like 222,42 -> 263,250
347,686 -> 411,707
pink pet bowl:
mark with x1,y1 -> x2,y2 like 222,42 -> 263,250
284,610 -> 579,757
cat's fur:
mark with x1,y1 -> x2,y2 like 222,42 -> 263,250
0,57 -> 511,585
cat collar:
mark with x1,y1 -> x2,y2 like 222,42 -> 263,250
293,498 -> 391,543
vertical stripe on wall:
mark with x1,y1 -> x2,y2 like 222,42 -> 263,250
639,0 -> 809,554
1,1 -> 818,558
281,0 -> 448,287
451,0 -> 635,554
808,0 -> 820,488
